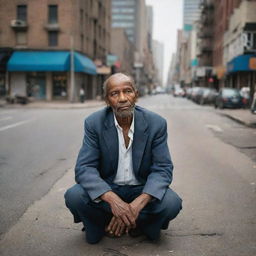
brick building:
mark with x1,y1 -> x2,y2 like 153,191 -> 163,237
0,0 -> 111,101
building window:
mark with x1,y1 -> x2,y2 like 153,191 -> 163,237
81,34 -> 84,51
48,5 -> 58,24
16,31 -> 27,45
17,5 -> 27,21
48,31 -> 58,46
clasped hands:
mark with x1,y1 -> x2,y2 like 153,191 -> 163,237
101,191 -> 152,237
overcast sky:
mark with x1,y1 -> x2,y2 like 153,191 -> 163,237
145,0 -> 183,85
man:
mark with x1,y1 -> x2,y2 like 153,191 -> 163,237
64,73 -> 182,244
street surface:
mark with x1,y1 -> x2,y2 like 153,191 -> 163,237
0,94 -> 256,256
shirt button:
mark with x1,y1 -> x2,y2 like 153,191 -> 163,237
125,169 -> 128,172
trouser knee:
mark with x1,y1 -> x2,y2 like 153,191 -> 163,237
64,184 -> 89,211
161,189 -> 182,220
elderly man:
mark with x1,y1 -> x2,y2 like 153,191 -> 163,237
64,73 -> 182,244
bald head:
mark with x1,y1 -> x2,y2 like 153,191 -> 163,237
103,73 -> 136,98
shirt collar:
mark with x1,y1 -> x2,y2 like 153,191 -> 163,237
114,113 -> 134,133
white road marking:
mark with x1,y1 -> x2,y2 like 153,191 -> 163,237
0,117 -> 13,122
0,111 -> 16,115
0,119 -> 34,132
206,124 -> 223,132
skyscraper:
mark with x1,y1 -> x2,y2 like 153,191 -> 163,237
112,0 -> 137,43
183,0 -> 201,31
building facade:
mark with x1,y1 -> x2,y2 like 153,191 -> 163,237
0,0 -> 111,101
183,0 -> 201,31
111,0 -> 155,94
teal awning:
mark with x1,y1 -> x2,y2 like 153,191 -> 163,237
227,54 -> 256,73
7,51 -> 97,75
74,52 -> 97,75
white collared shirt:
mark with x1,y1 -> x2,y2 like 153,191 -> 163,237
113,114 -> 141,185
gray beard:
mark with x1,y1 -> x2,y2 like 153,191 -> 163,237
112,105 -> 135,119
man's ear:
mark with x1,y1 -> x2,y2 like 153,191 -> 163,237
105,97 -> 110,106
135,90 -> 139,102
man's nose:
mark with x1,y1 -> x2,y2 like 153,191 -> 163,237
118,92 -> 127,102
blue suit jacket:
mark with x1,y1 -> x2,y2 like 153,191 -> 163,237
75,105 -> 173,201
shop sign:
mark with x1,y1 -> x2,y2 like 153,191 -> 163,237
249,57 -> 256,70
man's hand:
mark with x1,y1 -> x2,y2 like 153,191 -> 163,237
129,193 -> 152,221
101,191 -> 136,228
106,216 -> 128,237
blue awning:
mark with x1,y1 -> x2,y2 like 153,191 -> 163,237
7,51 -> 97,75
227,54 -> 256,73
74,52 -> 97,75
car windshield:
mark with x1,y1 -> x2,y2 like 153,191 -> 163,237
222,89 -> 240,97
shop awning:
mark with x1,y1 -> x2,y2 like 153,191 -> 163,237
7,51 -> 97,75
227,54 -> 256,73
73,52 -> 97,75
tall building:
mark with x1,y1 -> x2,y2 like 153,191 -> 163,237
0,0 -> 111,101
111,0 -> 155,94
153,40 -> 164,86
183,0 -> 201,31
112,0 -> 137,43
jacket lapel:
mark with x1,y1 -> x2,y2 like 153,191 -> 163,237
132,107 -> 149,173
103,109 -> 119,172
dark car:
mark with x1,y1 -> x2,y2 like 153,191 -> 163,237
199,88 -> 217,105
215,88 -> 243,109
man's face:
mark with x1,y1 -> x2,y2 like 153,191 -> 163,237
106,76 -> 138,118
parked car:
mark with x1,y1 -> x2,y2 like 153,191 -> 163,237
215,88 -> 243,109
190,87 -> 202,102
240,87 -> 250,108
173,87 -> 185,97
199,88 -> 217,105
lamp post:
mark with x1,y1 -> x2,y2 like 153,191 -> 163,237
70,35 -> 75,103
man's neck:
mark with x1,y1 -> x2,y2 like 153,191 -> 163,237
116,115 -> 133,130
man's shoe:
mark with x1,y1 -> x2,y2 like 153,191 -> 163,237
128,228 -> 143,238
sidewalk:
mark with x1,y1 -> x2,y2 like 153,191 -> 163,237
217,108 -> 256,128
0,99 -> 105,109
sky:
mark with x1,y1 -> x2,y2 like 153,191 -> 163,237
145,0 -> 183,85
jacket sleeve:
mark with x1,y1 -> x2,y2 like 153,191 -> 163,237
75,119 -> 112,200
142,120 -> 173,201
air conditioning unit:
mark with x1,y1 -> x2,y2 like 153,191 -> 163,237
11,19 -> 27,27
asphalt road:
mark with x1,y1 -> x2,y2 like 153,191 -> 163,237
0,94 -> 256,255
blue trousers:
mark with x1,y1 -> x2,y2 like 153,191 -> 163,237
64,183 -> 182,244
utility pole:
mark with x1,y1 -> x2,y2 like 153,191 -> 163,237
70,35 -> 75,103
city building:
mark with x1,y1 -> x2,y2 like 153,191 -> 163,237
196,0 -> 215,88
153,40 -> 164,87
111,0 -> 155,94
0,0 -> 111,101
110,27 -> 135,76
183,0 -> 201,31
224,0 -> 256,100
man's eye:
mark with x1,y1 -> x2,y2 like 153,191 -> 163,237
110,92 -> 118,96
125,90 -> 132,93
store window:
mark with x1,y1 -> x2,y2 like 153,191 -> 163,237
52,73 -> 67,99
27,72 -> 46,99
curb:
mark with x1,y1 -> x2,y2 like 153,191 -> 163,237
0,101 -> 105,110
221,113 -> 256,128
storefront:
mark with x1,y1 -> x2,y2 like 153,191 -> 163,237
0,50 -> 12,97
7,51 -> 97,101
